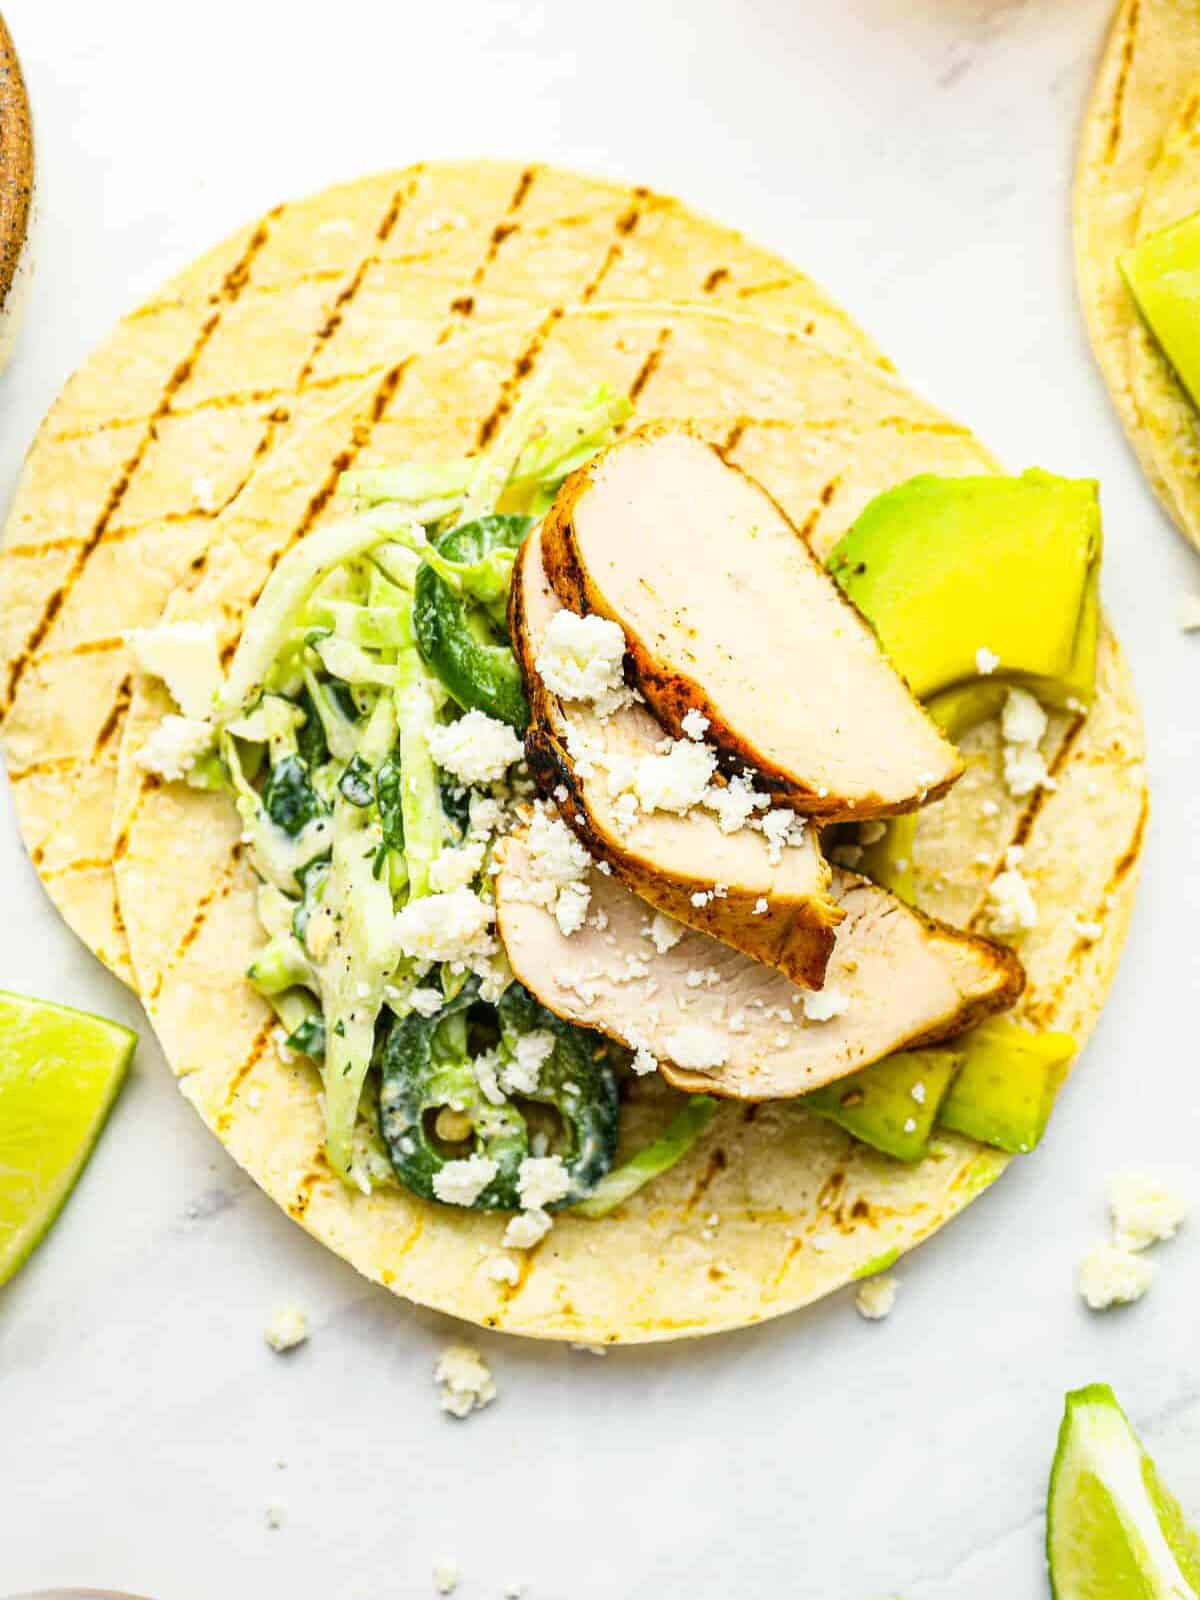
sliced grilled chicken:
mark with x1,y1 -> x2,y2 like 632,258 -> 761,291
510,527 -> 842,988
541,425 -> 962,821
495,834 -> 1023,1100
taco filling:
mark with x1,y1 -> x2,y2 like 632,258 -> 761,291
129,386 -> 1104,1237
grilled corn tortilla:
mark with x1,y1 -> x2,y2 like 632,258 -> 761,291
1075,0 -> 1200,546
112,305 -> 1145,1341
0,161 -> 881,988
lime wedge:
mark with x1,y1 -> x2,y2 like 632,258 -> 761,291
0,990 -> 136,1286
1048,1384 -> 1200,1598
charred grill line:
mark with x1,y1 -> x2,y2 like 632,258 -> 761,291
1,214 -> 280,721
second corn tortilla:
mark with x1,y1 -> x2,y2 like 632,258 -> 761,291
112,304 -> 1146,1342
1075,0 -> 1200,547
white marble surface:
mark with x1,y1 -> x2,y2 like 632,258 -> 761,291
3,1 -> 1200,1595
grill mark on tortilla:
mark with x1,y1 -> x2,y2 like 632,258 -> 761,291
965,712 -> 1088,936
475,202 -> 651,449
214,1018 -> 277,1128
1024,788 -> 1148,1032
627,328 -> 672,404
1107,785 -> 1149,891
720,418 -> 748,454
682,1143 -> 727,1215
94,675 -> 132,752
287,1155 -> 331,1219
735,277 -> 803,300
580,198 -> 645,305
797,474 -> 843,545
8,753 -> 97,782
147,854 -> 241,1002
432,165 -> 539,347
0,214 -> 279,721
476,307 -> 564,448
703,266 -> 730,293
13,188 -> 417,903
40,854 -> 113,880
1103,0 -> 1142,163
117,188 -> 532,889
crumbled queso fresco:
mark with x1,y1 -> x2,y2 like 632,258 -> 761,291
427,709 -> 523,785
1000,688 -> 1054,799
535,609 -> 629,709
1078,1242 -> 1155,1310
136,713 -> 214,782
435,1343 -> 496,1419
521,803 -> 594,935
855,1274 -> 899,1320
264,1306 -> 308,1352
1108,1169 -> 1190,1252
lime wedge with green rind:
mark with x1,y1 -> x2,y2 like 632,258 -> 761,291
0,990 -> 136,1286
1048,1383 -> 1200,1599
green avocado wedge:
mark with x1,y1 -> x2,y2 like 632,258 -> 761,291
1048,1384 -> 1200,1599
803,1047 -> 961,1162
827,471 -> 1101,711
0,991 -> 136,1287
1121,210 -> 1200,415
938,1019 -> 1075,1155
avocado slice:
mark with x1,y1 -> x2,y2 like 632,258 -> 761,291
937,1019 -> 1075,1154
1121,210 -> 1200,411
803,1047 -> 962,1162
827,472 -> 1102,711
857,812 -> 918,904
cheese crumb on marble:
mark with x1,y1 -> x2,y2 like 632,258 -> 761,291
265,1501 -> 285,1530
432,1154 -> 499,1207
136,713 -> 214,781
855,1274 -> 899,1321
1108,1169 -> 1190,1252
432,1558 -> 460,1594
803,987 -> 850,1023
264,1307 -> 308,1353
536,609 -> 628,707
428,709 -> 523,785
435,1344 -> 496,1419
1078,1242 -> 1155,1310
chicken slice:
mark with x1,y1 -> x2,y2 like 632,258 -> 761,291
495,833 -> 1024,1100
541,425 -> 961,821
510,526 -> 842,988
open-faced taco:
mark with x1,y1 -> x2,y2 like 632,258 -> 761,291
1,168 -> 1145,1342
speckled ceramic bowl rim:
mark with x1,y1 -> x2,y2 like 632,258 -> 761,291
0,11 -> 32,313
